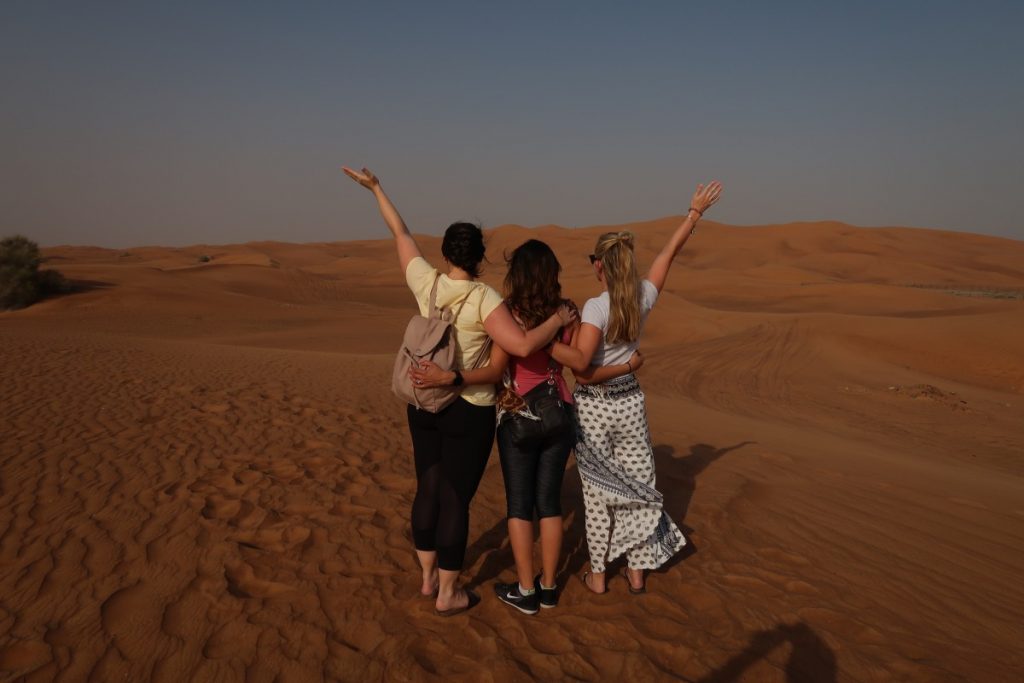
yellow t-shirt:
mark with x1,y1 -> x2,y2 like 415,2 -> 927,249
405,257 -> 504,406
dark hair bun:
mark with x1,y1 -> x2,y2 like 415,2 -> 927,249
442,222 -> 486,278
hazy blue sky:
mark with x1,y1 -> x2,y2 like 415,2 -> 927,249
2,1 -> 1022,246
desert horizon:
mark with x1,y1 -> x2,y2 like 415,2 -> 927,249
33,216 -> 1024,253
3,215 -> 1023,681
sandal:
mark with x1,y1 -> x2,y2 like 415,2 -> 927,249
620,568 -> 646,595
434,589 -> 480,617
579,571 -> 607,595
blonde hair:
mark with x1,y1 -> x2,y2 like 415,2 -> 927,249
594,231 -> 641,344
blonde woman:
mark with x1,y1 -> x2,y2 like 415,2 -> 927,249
551,180 -> 723,594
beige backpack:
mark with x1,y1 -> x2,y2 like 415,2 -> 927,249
393,275 -> 492,412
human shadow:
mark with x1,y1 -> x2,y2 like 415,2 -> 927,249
557,458 -> 589,583
655,441 -> 754,523
653,441 -> 752,573
463,516 -> 512,590
695,622 -> 838,683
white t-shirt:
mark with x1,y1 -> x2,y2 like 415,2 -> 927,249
580,279 -> 659,367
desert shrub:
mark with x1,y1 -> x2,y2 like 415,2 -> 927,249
198,254 -> 211,263
0,235 -> 71,310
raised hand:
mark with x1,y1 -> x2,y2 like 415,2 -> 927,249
342,166 -> 381,191
647,179 -> 723,292
690,180 -> 723,215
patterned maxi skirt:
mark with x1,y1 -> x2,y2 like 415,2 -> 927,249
573,374 -> 686,573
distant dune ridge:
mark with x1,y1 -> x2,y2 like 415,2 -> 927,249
2,218 -> 1023,681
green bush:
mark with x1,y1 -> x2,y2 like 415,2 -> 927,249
0,235 -> 71,310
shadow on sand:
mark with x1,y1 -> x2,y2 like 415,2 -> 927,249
464,515 -> 513,591
44,278 -> 115,303
693,622 -> 838,683
651,441 -> 753,574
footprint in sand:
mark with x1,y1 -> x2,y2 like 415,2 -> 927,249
200,494 -> 242,520
234,525 -> 311,553
224,561 -> 294,599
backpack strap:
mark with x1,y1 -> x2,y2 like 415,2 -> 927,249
430,274 -> 473,323
468,335 -> 493,370
454,283 -> 492,371
427,274 -> 443,319
450,285 -> 476,322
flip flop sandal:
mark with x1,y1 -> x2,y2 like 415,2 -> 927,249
620,568 -> 647,594
579,571 -> 607,595
435,589 -> 481,617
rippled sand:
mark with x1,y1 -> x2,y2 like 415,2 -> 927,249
2,218 -> 1023,681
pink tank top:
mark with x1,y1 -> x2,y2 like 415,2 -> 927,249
509,326 -> 573,403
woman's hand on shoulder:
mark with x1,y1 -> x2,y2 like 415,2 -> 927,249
557,302 -> 578,327
342,166 -> 381,191
408,360 -> 455,389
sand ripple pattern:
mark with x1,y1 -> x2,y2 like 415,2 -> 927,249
3,223 -> 1024,682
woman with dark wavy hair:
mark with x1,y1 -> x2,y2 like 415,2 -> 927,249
343,168 -> 575,616
489,239 -> 641,615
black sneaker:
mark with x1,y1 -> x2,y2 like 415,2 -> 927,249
494,581 -> 539,615
535,575 -> 558,609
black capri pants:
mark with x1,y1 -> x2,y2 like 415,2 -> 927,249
407,397 -> 496,571
496,404 -> 575,520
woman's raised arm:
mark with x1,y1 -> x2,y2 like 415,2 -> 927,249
342,167 -> 422,271
646,180 -> 723,292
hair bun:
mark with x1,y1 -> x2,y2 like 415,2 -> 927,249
442,222 -> 486,278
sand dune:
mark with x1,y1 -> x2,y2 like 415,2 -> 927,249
2,218 -> 1023,681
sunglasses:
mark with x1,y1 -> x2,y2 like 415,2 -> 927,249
588,254 -> 599,264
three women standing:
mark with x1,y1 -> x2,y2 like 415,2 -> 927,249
345,164 -> 721,610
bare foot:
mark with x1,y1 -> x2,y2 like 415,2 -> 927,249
435,587 -> 470,613
421,569 -> 439,597
580,570 -> 607,594
623,567 -> 645,592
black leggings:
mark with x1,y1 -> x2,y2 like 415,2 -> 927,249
496,407 -> 575,520
407,398 -> 496,571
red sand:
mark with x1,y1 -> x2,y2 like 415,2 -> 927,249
2,218 -> 1023,681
